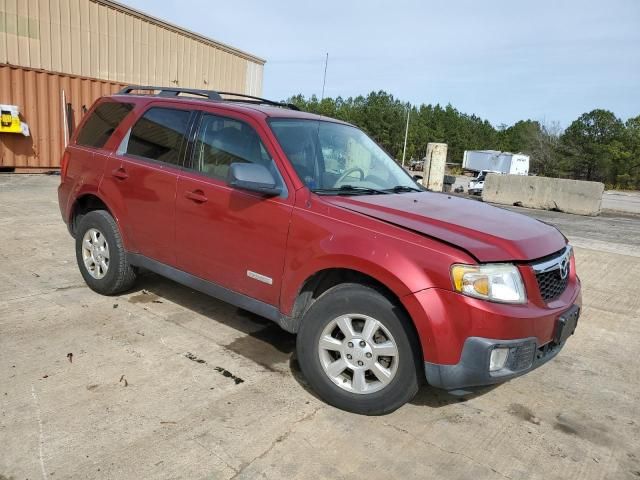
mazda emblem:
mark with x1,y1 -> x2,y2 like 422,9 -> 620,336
559,255 -> 570,280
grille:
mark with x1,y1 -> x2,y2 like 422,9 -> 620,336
535,266 -> 569,301
532,247 -> 572,302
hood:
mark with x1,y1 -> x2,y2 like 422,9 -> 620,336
325,192 -> 566,262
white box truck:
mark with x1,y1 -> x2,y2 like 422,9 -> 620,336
463,150 -> 529,195
463,150 -> 530,176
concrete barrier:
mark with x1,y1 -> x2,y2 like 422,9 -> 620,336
482,174 -> 605,216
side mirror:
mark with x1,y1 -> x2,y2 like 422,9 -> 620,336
227,163 -> 282,196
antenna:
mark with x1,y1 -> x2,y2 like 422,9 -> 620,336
321,52 -> 329,101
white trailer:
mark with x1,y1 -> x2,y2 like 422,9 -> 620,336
462,150 -> 529,176
508,153 -> 530,175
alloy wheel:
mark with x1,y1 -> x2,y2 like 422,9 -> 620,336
318,314 -> 399,394
81,228 -> 110,279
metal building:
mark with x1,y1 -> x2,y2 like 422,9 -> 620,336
0,0 -> 265,171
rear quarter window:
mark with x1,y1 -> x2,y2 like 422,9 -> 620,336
76,102 -> 133,148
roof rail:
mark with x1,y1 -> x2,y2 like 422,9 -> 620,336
217,92 -> 300,111
117,85 -> 300,111
117,86 -> 222,100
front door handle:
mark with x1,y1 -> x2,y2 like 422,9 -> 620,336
185,189 -> 208,203
112,167 -> 128,180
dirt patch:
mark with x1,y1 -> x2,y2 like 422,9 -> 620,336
508,403 -> 541,425
185,352 -> 206,364
184,352 -> 244,384
553,413 -> 613,447
214,366 -> 244,385
128,290 -> 163,304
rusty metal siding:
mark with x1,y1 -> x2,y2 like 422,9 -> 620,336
0,64 -> 125,169
0,0 -> 264,95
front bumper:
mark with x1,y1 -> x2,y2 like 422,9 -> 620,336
424,335 -> 566,394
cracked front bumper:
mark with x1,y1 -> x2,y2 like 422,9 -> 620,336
424,335 -> 567,394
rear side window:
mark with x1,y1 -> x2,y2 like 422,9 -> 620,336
126,107 -> 191,166
76,102 -> 133,148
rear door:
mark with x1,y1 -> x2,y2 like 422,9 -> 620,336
175,110 -> 294,306
62,100 -> 134,219
112,104 -> 195,266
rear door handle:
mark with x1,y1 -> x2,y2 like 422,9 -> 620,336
185,189 -> 208,203
112,167 -> 128,180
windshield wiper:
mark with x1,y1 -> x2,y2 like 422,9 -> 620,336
311,185 -> 390,195
386,185 -> 423,193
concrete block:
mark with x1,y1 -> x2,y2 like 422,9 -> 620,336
423,143 -> 447,192
482,174 -> 605,216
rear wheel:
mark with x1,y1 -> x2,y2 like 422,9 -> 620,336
297,283 -> 421,415
75,210 -> 136,295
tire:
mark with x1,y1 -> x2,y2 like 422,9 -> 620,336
75,210 -> 136,295
297,283 -> 422,415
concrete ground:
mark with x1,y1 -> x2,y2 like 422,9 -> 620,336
1,175 -> 639,480
602,191 -> 640,215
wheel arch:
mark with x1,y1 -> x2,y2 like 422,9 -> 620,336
281,250 -> 429,316
285,267 -> 424,363
68,191 -> 132,250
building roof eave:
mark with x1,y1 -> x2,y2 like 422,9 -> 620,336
93,0 -> 266,65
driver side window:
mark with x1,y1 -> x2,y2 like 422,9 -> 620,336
191,114 -> 272,180
270,125 -> 319,188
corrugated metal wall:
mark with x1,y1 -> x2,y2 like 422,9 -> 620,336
0,64 -> 125,169
0,0 -> 266,169
0,0 -> 265,95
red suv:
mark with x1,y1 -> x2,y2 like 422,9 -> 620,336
58,86 -> 581,415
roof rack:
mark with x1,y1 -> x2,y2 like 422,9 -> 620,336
118,85 -> 222,100
216,91 -> 300,111
117,86 -> 299,111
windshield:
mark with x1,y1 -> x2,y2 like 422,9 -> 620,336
268,119 -> 420,193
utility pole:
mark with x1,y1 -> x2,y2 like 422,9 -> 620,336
402,104 -> 410,167
321,53 -> 329,101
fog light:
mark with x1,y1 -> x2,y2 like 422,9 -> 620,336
490,347 -> 510,372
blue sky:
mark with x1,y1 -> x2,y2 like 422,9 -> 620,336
124,0 -> 639,128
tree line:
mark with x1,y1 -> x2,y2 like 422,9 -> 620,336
287,91 -> 640,189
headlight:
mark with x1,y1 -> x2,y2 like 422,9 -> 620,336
450,263 -> 526,304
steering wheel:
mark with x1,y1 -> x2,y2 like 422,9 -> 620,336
336,167 -> 365,184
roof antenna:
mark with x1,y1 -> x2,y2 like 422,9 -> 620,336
321,52 -> 329,101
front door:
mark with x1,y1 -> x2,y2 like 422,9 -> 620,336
175,111 -> 294,307
114,105 -> 194,266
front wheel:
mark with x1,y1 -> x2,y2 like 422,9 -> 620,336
297,283 -> 421,415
